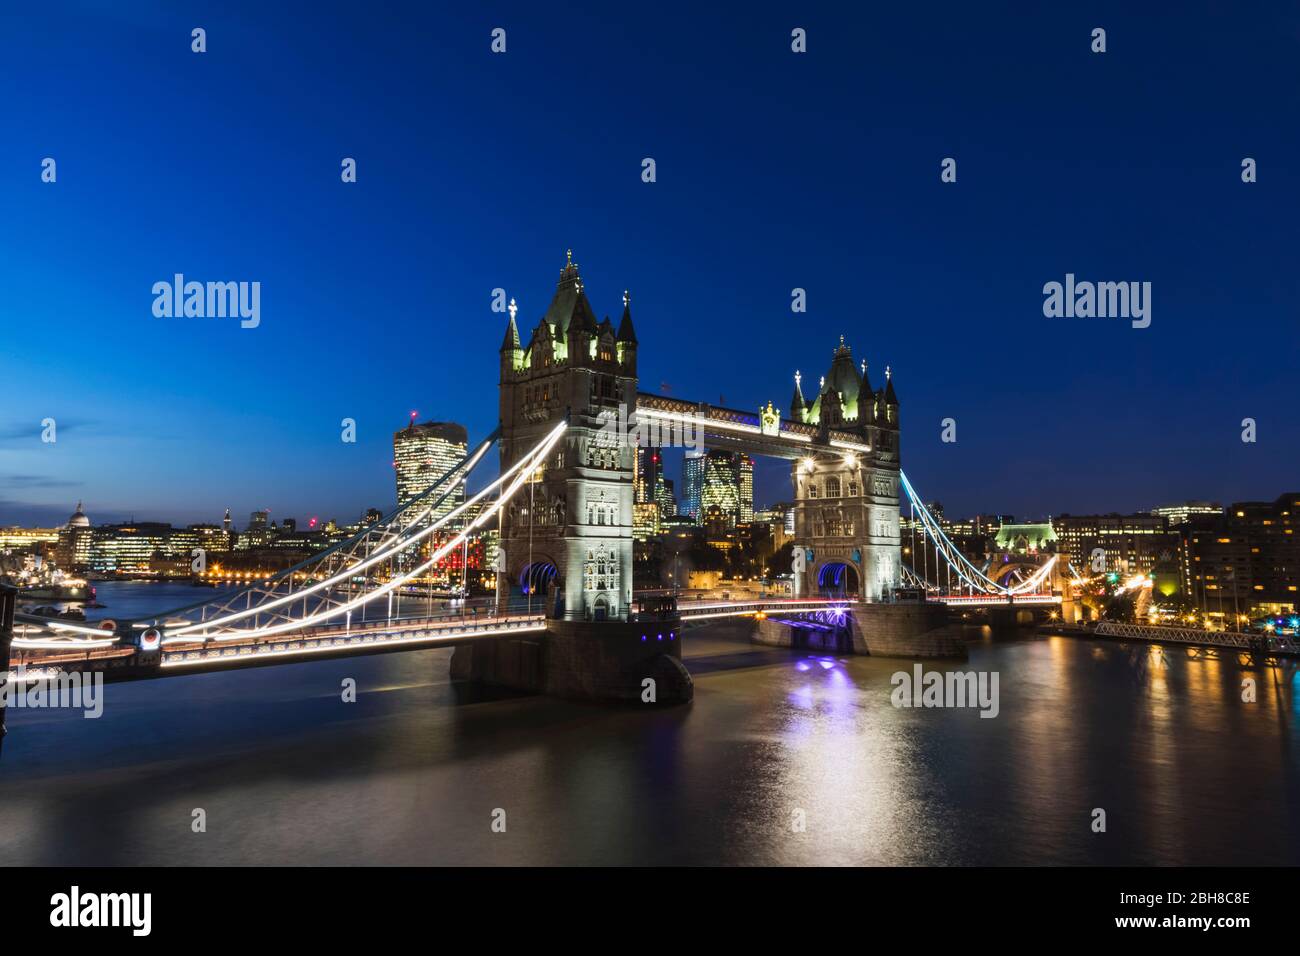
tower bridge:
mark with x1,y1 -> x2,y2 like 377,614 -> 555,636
3,251 -> 1073,726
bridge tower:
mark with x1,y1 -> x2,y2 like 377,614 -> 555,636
789,338 -> 902,602
497,251 -> 637,621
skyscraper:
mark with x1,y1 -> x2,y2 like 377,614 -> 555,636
699,450 -> 751,528
738,454 -> 754,523
393,420 -> 468,517
681,450 -> 705,521
657,476 -> 677,518
634,446 -> 661,505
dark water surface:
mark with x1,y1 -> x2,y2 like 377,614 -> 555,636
3,582 -> 1297,865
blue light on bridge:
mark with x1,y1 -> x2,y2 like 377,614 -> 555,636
519,561 -> 558,596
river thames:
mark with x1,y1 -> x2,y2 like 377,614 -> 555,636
1,582 -> 1297,866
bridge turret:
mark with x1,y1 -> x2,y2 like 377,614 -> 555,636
882,366 -> 898,425
790,370 -> 806,422
499,297 -> 523,378
565,291 -> 598,369
617,290 -> 637,376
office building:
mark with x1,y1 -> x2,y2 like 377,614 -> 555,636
1053,513 -> 1178,577
1181,492 -> 1299,617
394,419 -> 468,519
1151,501 -> 1222,526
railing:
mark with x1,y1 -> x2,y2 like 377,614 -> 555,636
1093,620 -> 1299,654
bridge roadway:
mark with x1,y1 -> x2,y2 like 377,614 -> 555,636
9,596 -> 849,681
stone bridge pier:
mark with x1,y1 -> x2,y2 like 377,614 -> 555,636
449,598 -> 693,704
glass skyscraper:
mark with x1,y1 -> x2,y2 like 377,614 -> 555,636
393,420 -> 468,518
681,450 -> 706,521
690,450 -> 754,527
738,455 -> 754,523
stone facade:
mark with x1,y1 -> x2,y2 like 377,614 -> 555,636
788,339 -> 902,601
498,252 -> 637,621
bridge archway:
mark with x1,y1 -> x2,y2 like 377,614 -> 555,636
816,562 -> 860,598
519,561 -> 559,597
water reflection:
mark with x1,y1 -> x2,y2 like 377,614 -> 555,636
1,594 -> 1297,865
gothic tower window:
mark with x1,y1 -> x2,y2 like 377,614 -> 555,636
584,546 -> 620,593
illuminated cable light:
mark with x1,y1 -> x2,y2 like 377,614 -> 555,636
167,425 -> 567,644
11,637 -> 119,649
165,430 -> 538,638
160,436 -> 495,633
901,476 -> 1001,594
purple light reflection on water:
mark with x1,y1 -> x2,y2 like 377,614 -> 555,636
787,683 -> 816,710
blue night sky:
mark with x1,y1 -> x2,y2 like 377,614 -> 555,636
1,1 -> 1297,529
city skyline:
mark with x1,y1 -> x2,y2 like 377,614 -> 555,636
2,448 -> 1275,534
